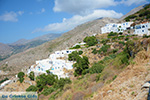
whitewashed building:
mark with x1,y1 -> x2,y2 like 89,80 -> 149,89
101,22 -> 133,34
27,50 -> 75,79
134,22 -> 150,36
0,80 -> 12,89
72,42 -> 86,47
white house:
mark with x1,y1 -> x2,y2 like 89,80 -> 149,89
72,42 -> 86,47
27,49 -> 75,79
134,22 -> 150,36
0,80 -> 12,89
101,22 -> 133,34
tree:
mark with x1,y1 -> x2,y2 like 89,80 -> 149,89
78,50 -> 83,55
26,85 -> 37,92
36,74 -> 58,92
68,51 -> 79,61
73,56 -> 89,76
46,70 -> 50,74
29,71 -> 35,81
17,72 -> 25,83
18,72 -> 25,78
89,63 -> 105,74
83,36 -> 98,46
92,48 -> 97,54
19,77 -> 24,83
54,78 -> 71,90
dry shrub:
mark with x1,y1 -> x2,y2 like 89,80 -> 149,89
72,91 -> 85,100
134,50 -> 149,64
57,89 -> 73,100
88,74 -> 97,82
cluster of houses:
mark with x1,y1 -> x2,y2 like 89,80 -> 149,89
101,21 -> 150,36
27,49 -> 76,79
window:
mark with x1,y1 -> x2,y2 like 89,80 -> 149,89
126,23 -> 128,25
136,25 -> 141,29
142,25 -> 145,28
142,30 -> 144,32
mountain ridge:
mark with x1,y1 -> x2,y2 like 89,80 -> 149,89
0,33 -> 61,62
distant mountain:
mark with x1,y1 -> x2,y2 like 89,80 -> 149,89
10,33 -> 61,45
11,39 -> 29,45
0,43 -> 12,60
0,33 -> 61,61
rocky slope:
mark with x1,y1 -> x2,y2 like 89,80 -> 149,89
0,43 -> 13,59
91,50 -> 150,100
119,4 -> 145,21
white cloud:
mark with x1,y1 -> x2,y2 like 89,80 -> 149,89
121,0 -> 147,6
41,8 -> 45,13
18,11 -> 24,15
0,11 -> 24,22
37,8 -> 45,14
32,9 -> 123,33
29,12 -> 33,15
53,0 -> 119,15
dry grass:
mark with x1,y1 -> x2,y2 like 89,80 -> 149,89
91,50 -> 150,100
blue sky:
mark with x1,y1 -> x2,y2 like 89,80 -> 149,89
0,0 -> 149,43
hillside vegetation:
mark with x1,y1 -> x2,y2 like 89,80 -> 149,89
0,18 -> 118,80
124,4 -> 150,22
20,31 -> 150,100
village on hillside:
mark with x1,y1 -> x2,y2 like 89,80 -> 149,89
0,20 -> 150,91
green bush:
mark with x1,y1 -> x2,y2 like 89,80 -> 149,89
101,39 -> 109,45
113,75 -> 117,80
73,56 -> 89,76
36,74 -> 58,92
125,15 -> 137,21
19,77 -> 24,83
83,36 -> 98,46
139,10 -> 150,17
92,48 -> 97,54
96,74 -> 101,82
119,41 -> 125,45
109,54 -> 116,59
98,45 -> 110,54
54,78 -> 71,90
29,71 -> 34,81
108,32 -> 118,37
89,63 -> 105,74
26,85 -> 38,92
113,51 -> 130,68
144,4 -> 150,10
17,72 -> 25,83
68,51 -> 79,61
112,49 -> 118,53
18,72 -> 25,78
71,45 -> 81,49
143,34 -> 150,38
78,50 -> 83,55
41,87 -> 55,96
